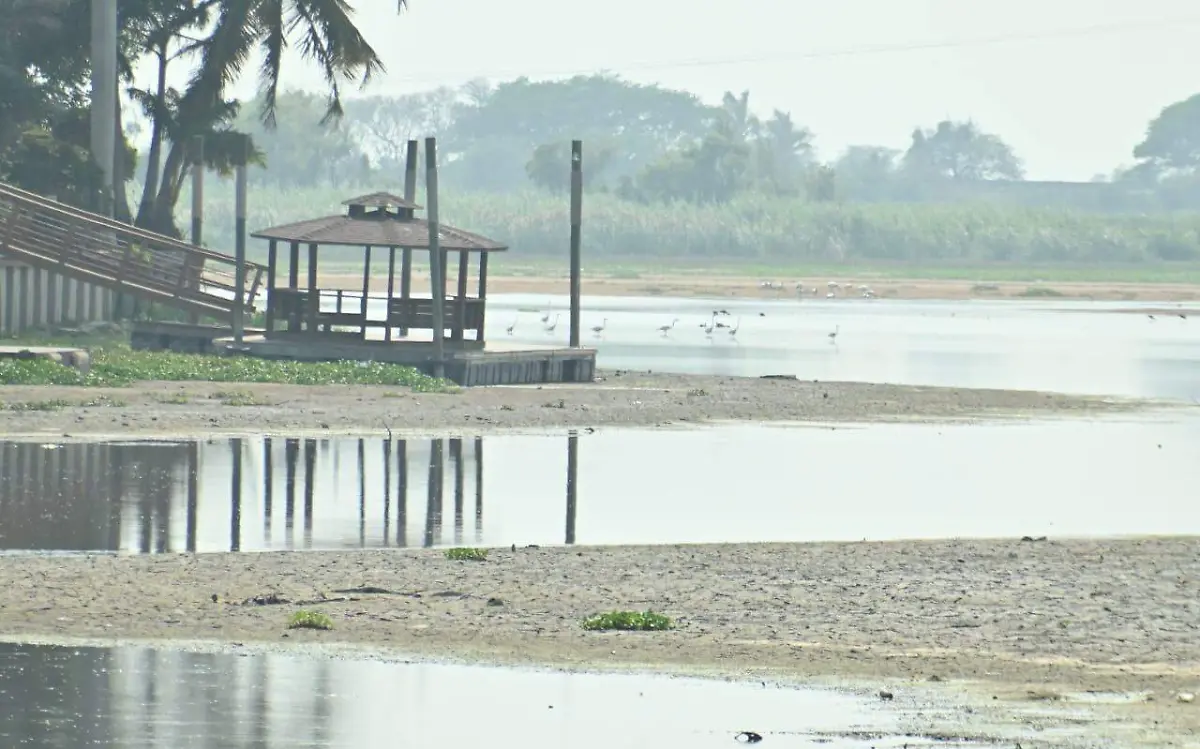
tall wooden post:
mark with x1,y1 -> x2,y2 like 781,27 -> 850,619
425,137 -> 446,378
569,140 -> 583,348
188,135 -> 204,324
265,239 -> 277,333
233,134 -> 249,343
385,245 -> 396,342
400,140 -> 418,336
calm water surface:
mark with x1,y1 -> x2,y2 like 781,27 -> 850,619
1,417 -> 1195,554
486,294 -> 1200,400
0,642 -> 950,749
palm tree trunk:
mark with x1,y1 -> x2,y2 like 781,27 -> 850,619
136,46 -> 170,228
147,139 -> 187,237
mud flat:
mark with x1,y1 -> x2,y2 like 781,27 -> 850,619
0,537 -> 1197,746
0,370 -> 1151,438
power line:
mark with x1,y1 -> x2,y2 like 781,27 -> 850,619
387,16 -> 1200,86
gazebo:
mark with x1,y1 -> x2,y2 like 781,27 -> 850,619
250,192 -> 508,347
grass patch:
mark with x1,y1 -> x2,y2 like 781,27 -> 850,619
0,340 -> 450,392
286,610 -> 334,630
444,547 -> 488,561
211,389 -> 266,406
581,610 -> 674,632
2,398 -> 75,411
157,392 -> 191,405
1016,286 -> 1067,297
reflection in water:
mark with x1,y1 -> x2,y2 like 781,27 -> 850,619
0,436 -> 578,554
0,642 -> 912,749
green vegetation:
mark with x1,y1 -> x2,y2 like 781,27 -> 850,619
211,389 -> 268,406
192,186 -> 1200,268
581,610 -> 675,632
444,547 -> 489,561
2,396 -> 125,411
0,340 -> 449,391
286,610 -> 334,631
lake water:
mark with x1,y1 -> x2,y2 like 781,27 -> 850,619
0,641 -> 1053,748
486,294 -> 1200,400
2,417 -> 1195,554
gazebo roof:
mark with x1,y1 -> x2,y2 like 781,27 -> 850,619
250,191 -> 508,251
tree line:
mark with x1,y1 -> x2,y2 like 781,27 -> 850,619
3,0 -> 1200,261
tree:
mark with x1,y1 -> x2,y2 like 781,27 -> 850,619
754,110 -> 815,194
1132,93 -> 1200,177
126,0 -> 407,236
343,87 -> 462,173
901,120 -> 1024,182
833,145 -> 900,201
234,90 -> 370,188
445,74 -> 719,191
525,140 -> 617,192
0,0 -> 104,205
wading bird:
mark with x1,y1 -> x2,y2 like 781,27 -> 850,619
828,325 -> 840,343
505,317 -> 518,335
657,318 -> 680,336
591,318 -> 608,337
728,317 -> 741,338
544,314 -> 560,334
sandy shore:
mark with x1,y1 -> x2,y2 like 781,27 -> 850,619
0,538 -> 1197,746
323,269 -> 1200,304
0,371 -> 1149,437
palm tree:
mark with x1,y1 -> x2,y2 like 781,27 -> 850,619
129,0 -> 407,235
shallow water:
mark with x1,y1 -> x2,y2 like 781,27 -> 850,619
488,294 -> 1200,400
1,417 -> 1195,554
0,641 -> 986,748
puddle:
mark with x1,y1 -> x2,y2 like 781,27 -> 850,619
0,641 -> 1006,748
0,417 -> 1196,554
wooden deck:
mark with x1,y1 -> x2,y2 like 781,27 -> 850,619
214,332 -> 596,386
0,345 -> 91,373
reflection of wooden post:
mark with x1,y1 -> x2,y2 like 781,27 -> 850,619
474,437 -> 484,542
425,138 -> 446,377
424,439 -> 444,547
284,438 -> 298,548
303,439 -> 316,548
382,436 -> 392,544
185,442 -> 198,553
396,440 -> 408,547
231,438 -> 243,552
569,140 -> 583,348
451,438 -> 464,544
565,430 -> 578,545
263,437 -> 273,540
357,438 -> 367,547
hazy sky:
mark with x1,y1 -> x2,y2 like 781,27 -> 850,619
144,0 -> 1200,181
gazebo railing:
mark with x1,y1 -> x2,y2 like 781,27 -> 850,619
270,288 -> 484,341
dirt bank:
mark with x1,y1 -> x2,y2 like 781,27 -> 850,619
0,371 -> 1149,438
322,269 -> 1200,304
0,537 -> 1196,746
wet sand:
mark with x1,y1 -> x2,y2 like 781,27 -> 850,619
322,269 -> 1200,303
0,538 -> 1196,746
0,370 -> 1149,437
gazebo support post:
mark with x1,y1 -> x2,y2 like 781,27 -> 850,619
385,246 -> 396,342
425,137 -> 446,377
287,241 -> 299,332
265,239 -> 277,334
306,242 -> 319,336
399,250 -> 412,336
360,244 -> 372,338
400,139 -> 418,338
477,251 -> 488,344
454,250 -> 468,343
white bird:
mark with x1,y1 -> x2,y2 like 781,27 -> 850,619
505,317 -> 518,335
657,318 -> 680,336
703,316 -> 716,338
544,313 -> 560,333
728,317 -> 741,337
540,302 -> 552,324
591,318 -> 608,337
828,325 -> 840,343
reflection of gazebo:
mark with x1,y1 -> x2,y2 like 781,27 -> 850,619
250,192 -> 508,346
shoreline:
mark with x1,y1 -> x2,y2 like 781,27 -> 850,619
0,371 -> 1159,438
322,270 -> 1200,304
1,537 -> 1196,747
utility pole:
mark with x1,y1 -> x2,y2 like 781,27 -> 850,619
90,0 -> 118,216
